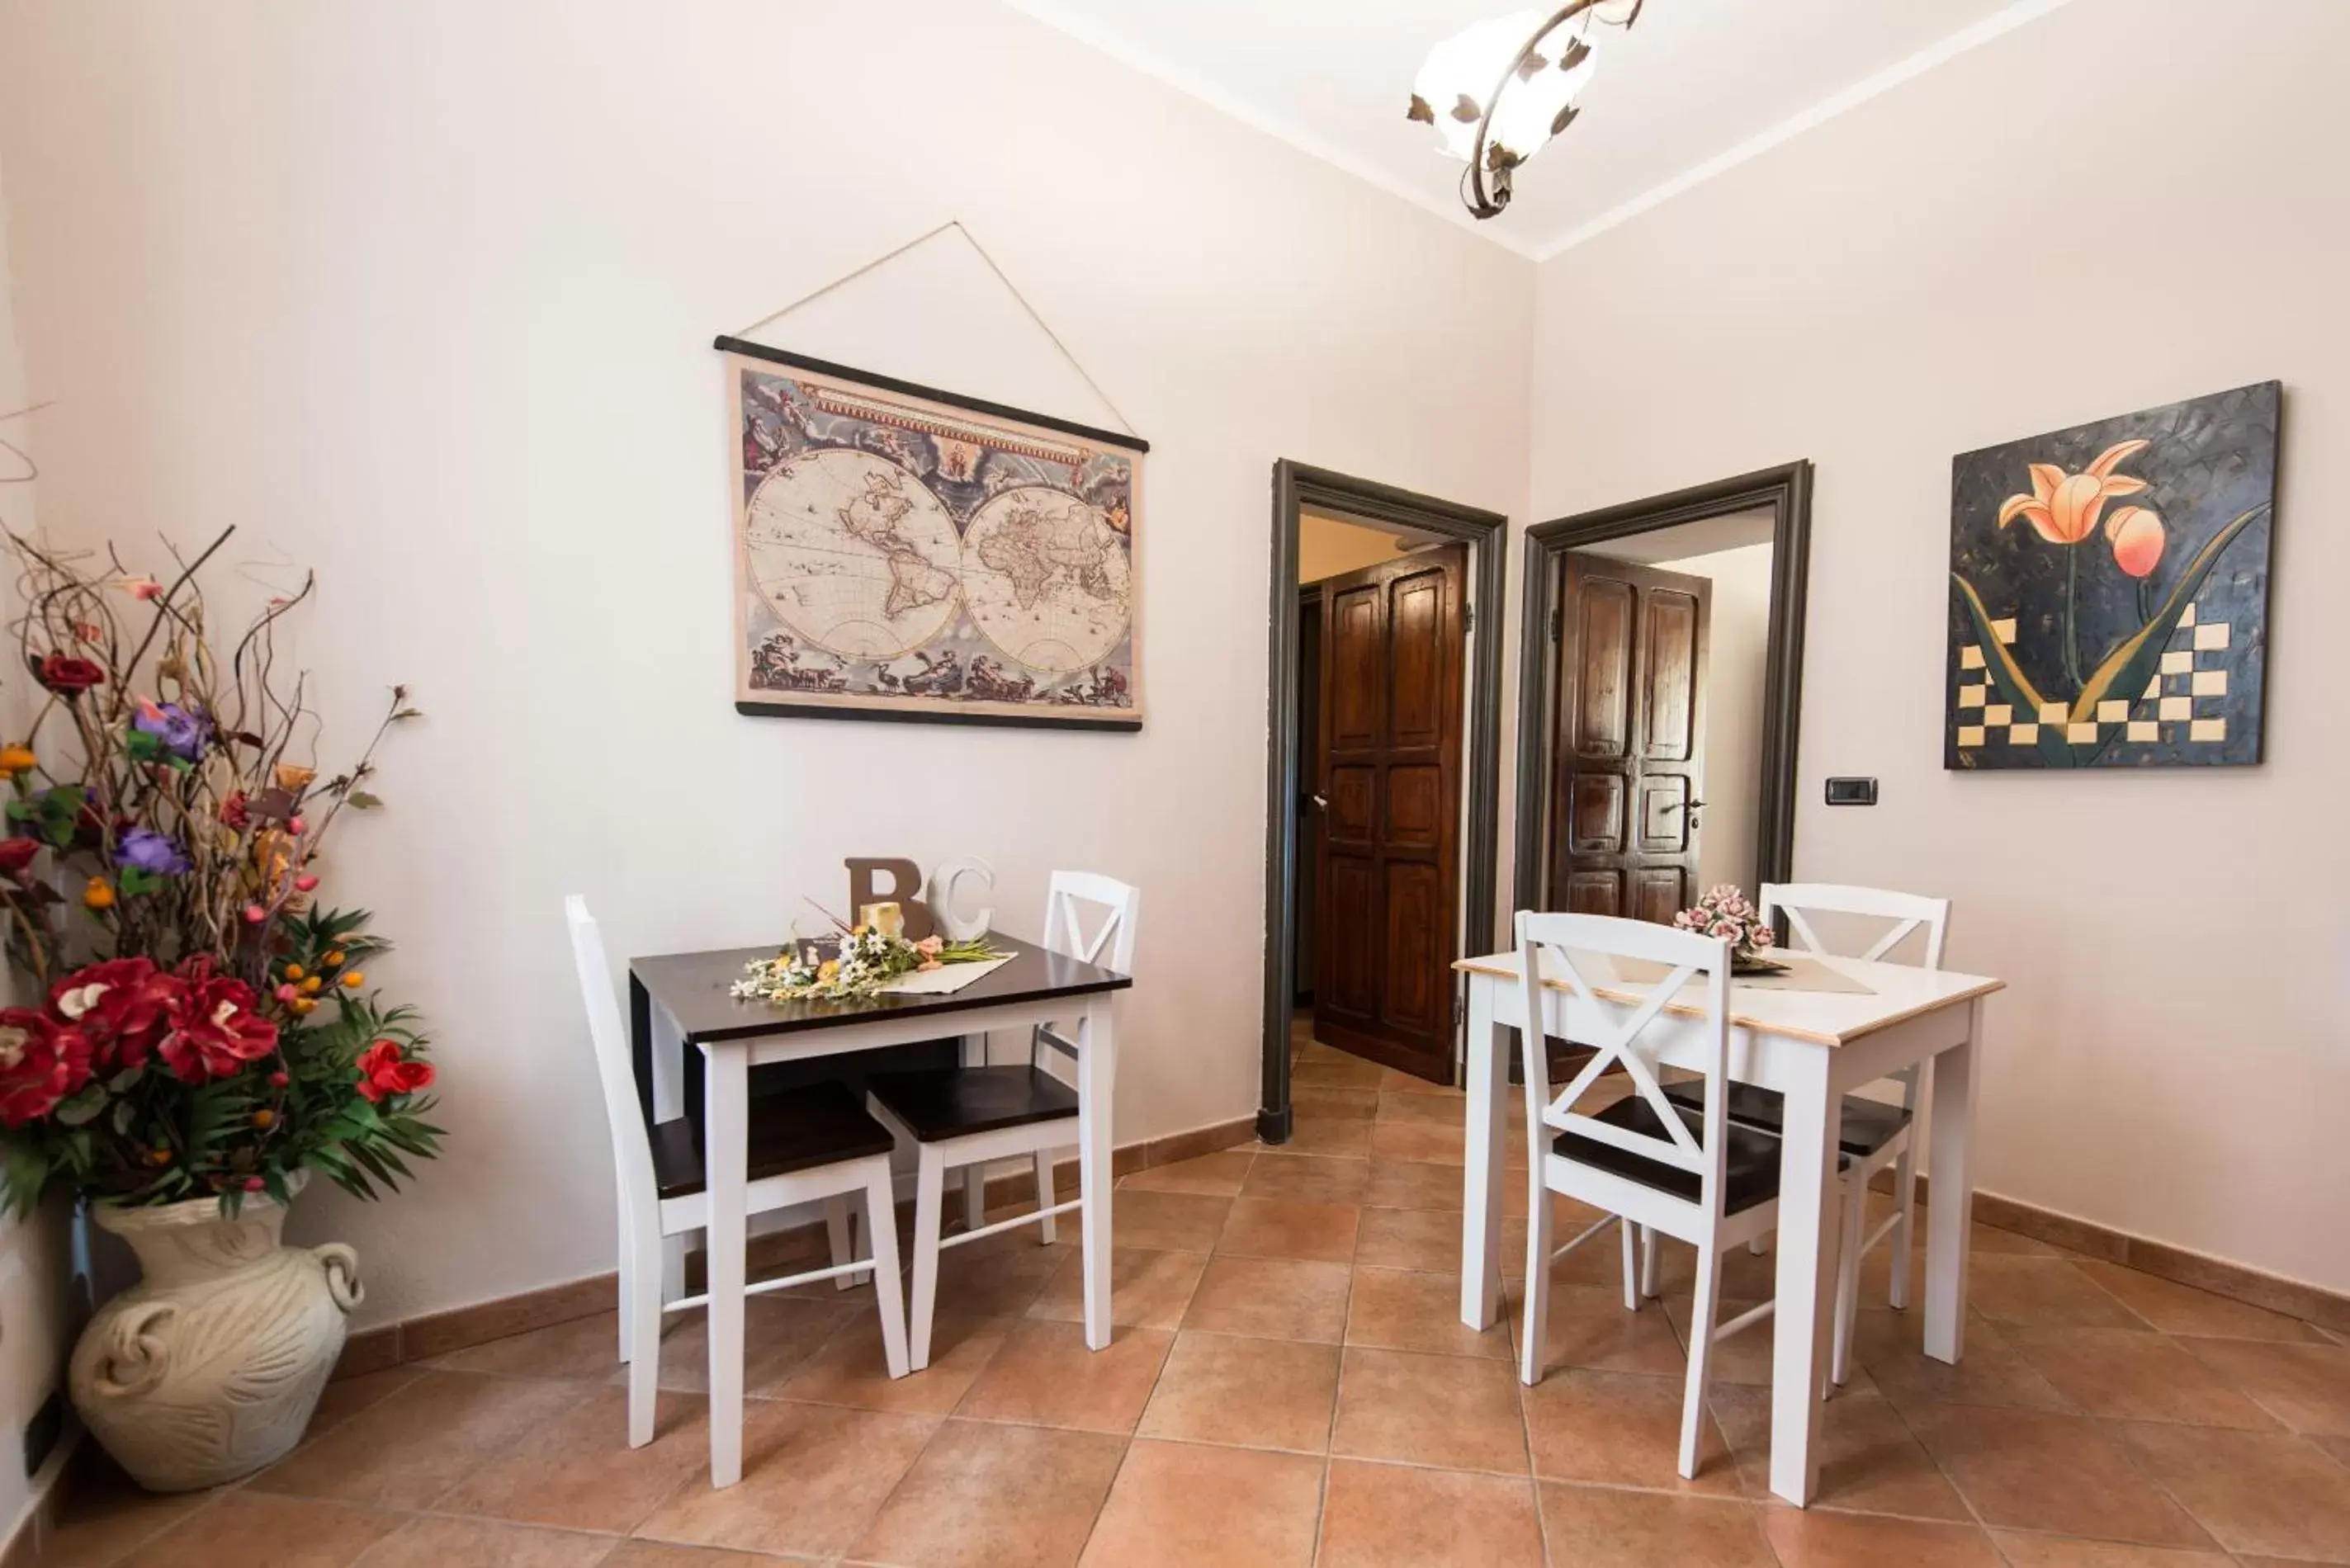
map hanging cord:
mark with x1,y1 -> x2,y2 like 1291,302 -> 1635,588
725,220 -> 1140,442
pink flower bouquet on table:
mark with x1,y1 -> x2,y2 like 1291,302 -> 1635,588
1671,885 -> 1785,974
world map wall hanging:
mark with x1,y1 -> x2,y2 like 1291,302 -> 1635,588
716,340 -> 1146,730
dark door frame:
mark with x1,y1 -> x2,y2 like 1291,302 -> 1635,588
1260,461 -> 1508,1144
1513,461 -> 1815,918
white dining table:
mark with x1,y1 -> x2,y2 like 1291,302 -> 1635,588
1451,947 -> 2002,1506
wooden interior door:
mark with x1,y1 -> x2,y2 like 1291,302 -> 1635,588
1548,552 -> 1711,922
1312,544 -> 1468,1083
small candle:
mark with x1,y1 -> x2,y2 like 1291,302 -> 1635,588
859,900 -> 905,939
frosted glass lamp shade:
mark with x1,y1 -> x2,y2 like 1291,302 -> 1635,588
1409,8 -> 1603,167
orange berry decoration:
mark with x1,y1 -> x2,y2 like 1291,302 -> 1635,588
82,877 -> 116,910
251,1109 -> 276,1129
299,976 -> 322,994
290,997 -> 318,1016
340,971 -> 365,989
283,964 -> 305,980
321,950 -> 346,967
0,744 -> 37,776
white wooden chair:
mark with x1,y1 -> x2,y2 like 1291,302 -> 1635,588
1661,881 -> 1950,1386
1516,910 -> 1783,1480
864,871 -> 1138,1370
566,896 -> 909,1445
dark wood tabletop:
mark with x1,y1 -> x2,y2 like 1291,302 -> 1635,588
629,935 -> 1132,1046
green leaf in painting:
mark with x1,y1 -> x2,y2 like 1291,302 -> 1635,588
2069,503 -> 2268,725
1948,574 -> 2074,768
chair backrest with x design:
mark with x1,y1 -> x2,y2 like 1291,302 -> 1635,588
1033,871 -> 1140,1074
1762,883 -> 1950,971
1516,909 -> 1733,1213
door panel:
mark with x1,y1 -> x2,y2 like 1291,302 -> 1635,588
1632,868 -> 1687,926
1642,589 -> 1702,761
1381,859 -> 1447,1034
1330,589 -> 1382,749
1385,765 -> 1443,846
1636,775 -> 1689,853
1548,554 -> 1712,923
1565,870 -> 1622,917
1312,543 -> 1469,1084
1570,579 -> 1634,759
1326,852 -> 1376,1015
1567,775 -> 1624,853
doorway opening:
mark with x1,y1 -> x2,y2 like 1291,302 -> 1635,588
1513,464 -> 1813,923
1260,463 -> 1506,1145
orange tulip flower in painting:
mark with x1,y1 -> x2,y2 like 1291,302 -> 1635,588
1995,439 -> 2150,545
1991,437 -> 2162,687
2105,505 -> 2165,579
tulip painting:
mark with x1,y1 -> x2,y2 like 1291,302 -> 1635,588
1946,382 -> 2280,770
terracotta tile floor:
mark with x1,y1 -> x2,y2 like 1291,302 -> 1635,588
46,1037 -> 2350,1567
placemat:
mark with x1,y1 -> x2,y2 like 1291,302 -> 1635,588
884,953 -> 1015,996
1598,953 -> 1877,997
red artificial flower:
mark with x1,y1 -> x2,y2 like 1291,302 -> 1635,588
155,957 -> 279,1084
0,1008 -> 92,1127
34,654 -> 106,694
50,956 -> 177,1074
356,1038 -> 433,1103
0,838 -> 40,880
220,791 -> 251,831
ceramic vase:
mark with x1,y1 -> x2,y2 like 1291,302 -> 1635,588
68,1183 -> 362,1491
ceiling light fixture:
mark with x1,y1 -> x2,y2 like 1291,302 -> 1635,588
1408,1 -> 1644,220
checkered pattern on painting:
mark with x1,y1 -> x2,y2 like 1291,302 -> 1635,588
1953,604 -> 2233,752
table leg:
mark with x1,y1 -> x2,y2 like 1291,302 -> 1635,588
1767,1047 -> 1840,1506
1459,977 -> 1506,1331
1076,995 -> 1116,1349
703,1042 -> 749,1488
1924,1000 -> 1981,1363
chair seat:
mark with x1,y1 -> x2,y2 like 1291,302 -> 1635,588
1552,1094 -> 1783,1214
647,1080 -> 895,1201
1660,1080 -> 1911,1159
866,1065 -> 1078,1143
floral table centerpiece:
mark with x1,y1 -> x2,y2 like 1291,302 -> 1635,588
733,903 -> 1007,1004
1671,885 -> 1786,975
0,525 -> 439,1490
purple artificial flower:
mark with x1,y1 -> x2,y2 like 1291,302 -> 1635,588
114,828 -> 191,877
132,701 -> 212,762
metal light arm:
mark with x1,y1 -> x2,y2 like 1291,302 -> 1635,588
1464,0 -> 1642,220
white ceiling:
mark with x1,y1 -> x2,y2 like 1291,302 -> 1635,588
1002,0 -> 2066,258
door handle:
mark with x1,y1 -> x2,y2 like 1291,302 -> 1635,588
1312,794 -> 1329,811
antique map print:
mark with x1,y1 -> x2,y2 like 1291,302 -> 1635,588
722,344 -> 1144,728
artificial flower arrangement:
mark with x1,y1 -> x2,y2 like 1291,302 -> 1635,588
1671,885 -> 1785,974
733,904 -> 1005,1004
0,526 -> 440,1219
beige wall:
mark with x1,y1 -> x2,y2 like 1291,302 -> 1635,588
1532,0 -> 2350,1292
0,0 -> 1532,1327
0,147 -> 73,1550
